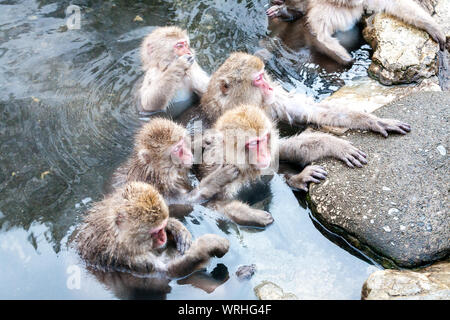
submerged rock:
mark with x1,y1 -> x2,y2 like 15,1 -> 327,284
308,92 -> 450,268
362,261 -> 450,300
254,281 -> 298,300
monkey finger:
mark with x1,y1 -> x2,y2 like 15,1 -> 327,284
341,157 -> 355,168
351,151 -> 367,164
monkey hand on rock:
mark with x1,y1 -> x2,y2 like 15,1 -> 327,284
331,138 -> 368,168
369,119 -> 411,138
167,218 -> 192,255
287,165 -> 328,192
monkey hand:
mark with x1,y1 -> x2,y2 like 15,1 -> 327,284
332,139 -> 368,168
167,218 -> 192,255
426,25 -> 446,51
198,165 -> 239,199
371,118 -> 411,138
266,5 -> 283,18
196,234 -> 230,259
287,165 -> 328,192
170,54 -> 194,78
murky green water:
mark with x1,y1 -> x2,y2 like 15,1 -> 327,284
0,0 -> 377,299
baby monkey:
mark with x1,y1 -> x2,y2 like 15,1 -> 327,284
266,0 -> 446,65
77,181 -> 229,276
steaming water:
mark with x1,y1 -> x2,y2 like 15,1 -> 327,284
0,0 -> 377,299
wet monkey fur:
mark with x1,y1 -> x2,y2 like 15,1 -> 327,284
111,117 -> 238,205
266,0 -> 447,65
76,181 -> 229,276
139,26 -> 210,112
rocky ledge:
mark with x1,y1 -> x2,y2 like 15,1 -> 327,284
362,261 -> 450,300
308,91 -> 449,268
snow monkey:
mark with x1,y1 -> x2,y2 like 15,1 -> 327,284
200,52 -> 409,170
138,26 -> 210,114
76,181 -> 229,276
266,0 -> 446,65
200,104 -> 335,225
111,117 -> 238,204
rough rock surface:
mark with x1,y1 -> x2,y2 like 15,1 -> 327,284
362,261 -> 450,300
254,281 -> 298,300
363,13 -> 439,85
308,92 -> 449,268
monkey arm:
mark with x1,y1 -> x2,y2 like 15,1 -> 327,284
279,131 -> 368,168
166,218 -> 192,255
167,234 -> 229,278
185,165 -> 239,204
366,0 -> 446,50
270,90 -> 411,137
187,61 -> 210,96
139,55 -> 193,112
207,200 -> 274,228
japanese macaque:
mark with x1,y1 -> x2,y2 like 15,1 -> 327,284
138,26 -> 210,114
201,52 -> 411,136
76,181 -> 229,276
200,105 -> 277,227
111,117 -> 238,204
266,0 -> 446,65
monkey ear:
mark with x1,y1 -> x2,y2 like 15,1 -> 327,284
219,79 -> 230,95
138,148 -> 151,164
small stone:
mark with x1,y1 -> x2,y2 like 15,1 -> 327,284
388,208 -> 400,215
236,264 -> 256,280
436,145 -> 446,156
382,186 -> 391,191
75,203 -> 81,209
81,197 -> 92,205
383,226 -> 391,232
400,225 -> 406,231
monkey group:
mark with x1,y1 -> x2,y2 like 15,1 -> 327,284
75,0 -> 444,283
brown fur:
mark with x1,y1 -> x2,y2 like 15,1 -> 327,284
111,117 -> 238,204
199,52 -> 410,178
77,181 -> 229,276
138,26 -> 210,112
200,105 -> 277,227
273,0 -> 446,63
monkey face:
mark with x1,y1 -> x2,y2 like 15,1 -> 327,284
252,69 -> 274,104
149,218 -> 168,249
246,132 -> 271,169
173,39 -> 192,56
170,137 -> 193,168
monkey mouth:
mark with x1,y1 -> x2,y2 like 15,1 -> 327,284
152,228 -> 167,248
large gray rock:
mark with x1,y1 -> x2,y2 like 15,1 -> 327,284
308,92 -> 450,268
362,261 -> 450,300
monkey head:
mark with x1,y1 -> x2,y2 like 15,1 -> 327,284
141,26 -> 193,70
214,104 -> 278,171
117,182 -> 170,250
202,52 -> 275,121
135,118 -> 193,169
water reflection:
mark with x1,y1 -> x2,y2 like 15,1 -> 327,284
0,0 -> 378,299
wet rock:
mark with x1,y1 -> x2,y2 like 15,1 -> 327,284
236,264 -> 256,281
309,92 -> 450,267
254,281 -> 298,300
322,76 -> 441,135
363,12 -> 439,85
362,261 -> 450,300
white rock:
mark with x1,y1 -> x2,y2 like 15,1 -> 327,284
437,145 -> 446,156
82,197 -> 92,205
